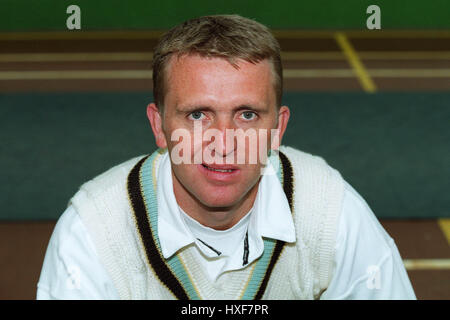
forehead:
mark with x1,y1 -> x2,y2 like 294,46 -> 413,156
164,54 -> 276,109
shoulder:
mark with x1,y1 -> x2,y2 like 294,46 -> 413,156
279,145 -> 345,216
331,180 -> 398,289
279,146 -> 346,291
279,145 -> 329,166
322,180 -> 416,299
279,145 -> 390,248
338,180 -> 394,255
37,205 -> 120,299
279,145 -> 343,182
75,149 -> 169,198
67,154 -> 150,241
339,178 -> 398,261
78,155 -> 148,196
46,205 -> 90,256
47,205 -> 107,268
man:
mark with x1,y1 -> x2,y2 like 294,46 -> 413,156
37,15 -> 416,299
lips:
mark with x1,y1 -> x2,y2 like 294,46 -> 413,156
201,163 -> 238,173
197,163 -> 240,182
202,164 -> 234,173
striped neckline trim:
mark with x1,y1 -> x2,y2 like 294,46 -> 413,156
127,149 -> 294,300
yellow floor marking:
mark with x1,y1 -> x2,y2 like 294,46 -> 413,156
283,69 -> 354,78
403,259 -> 450,270
368,69 -> 450,77
284,51 -> 450,60
1,51 -> 450,63
281,52 -> 345,60
334,32 -> 377,92
359,51 -> 450,60
0,69 -> 355,80
286,69 -> 450,78
0,70 -> 152,80
2,68 -> 450,80
0,52 -> 153,62
0,51 -> 344,62
438,219 -> 450,246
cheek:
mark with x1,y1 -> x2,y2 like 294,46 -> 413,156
243,128 -> 275,164
171,164 -> 198,192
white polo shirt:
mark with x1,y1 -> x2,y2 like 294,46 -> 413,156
36,152 -> 416,300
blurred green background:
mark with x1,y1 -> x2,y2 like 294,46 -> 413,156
2,92 -> 449,220
1,0 -> 450,31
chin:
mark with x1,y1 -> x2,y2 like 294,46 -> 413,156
172,165 -> 260,210
197,190 -> 244,209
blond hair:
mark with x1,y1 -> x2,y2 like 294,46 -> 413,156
152,14 -> 283,109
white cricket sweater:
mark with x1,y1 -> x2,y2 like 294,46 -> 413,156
69,146 -> 345,299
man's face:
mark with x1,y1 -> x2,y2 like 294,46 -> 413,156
148,54 -> 289,210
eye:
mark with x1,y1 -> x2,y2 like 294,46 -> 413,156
188,111 -> 205,120
241,111 -> 257,120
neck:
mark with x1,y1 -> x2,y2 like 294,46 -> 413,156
172,172 -> 260,231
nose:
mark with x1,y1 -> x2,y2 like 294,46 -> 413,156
206,115 -> 236,158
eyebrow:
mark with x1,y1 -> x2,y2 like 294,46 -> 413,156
176,104 -> 267,113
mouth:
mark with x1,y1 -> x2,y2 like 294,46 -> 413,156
201,164 -> 236,173
198,163 -> 240,181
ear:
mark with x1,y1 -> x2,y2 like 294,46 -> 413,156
271,106 -> 290,150
146,103 -> 167,148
